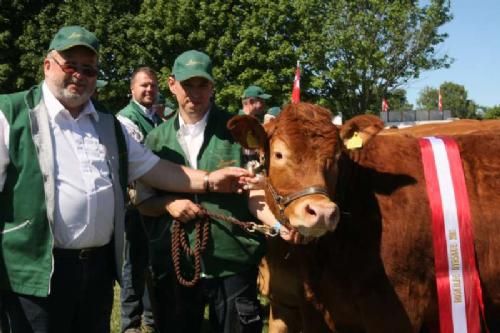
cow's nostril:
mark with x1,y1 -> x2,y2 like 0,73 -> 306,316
305,204 -> 317,216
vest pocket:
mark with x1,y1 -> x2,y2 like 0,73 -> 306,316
1,219 -> 31,234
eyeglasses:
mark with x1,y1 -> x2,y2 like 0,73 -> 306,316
50,57 -> 98,77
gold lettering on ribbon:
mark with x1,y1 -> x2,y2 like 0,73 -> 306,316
449,229 -> 457,240
449,243 -> 460,270
451,273 -> 463,303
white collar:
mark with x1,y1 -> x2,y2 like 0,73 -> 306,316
178,110 -> 210,136
132,99 -> 155,118
42,81 -> 98,121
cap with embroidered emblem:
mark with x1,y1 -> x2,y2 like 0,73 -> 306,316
242,85 -> 271,100
172,50 -> 214,82
49,26 -> 99,54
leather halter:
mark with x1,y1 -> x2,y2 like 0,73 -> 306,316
266,181 -> 330,229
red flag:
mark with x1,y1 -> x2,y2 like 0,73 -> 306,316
438,89 -> 443,112
381,98 -> 389,112
291,61 -> 300,103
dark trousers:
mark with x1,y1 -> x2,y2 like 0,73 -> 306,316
0,295 -> 10,332
152,268 -> 262,333
120,208 -> 156,331
2,243 -> 114,333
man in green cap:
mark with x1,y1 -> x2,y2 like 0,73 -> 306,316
136,50 -> 277,333
240,85 -> 271,123
0,27 -> 255,332
263,106 -> 282,124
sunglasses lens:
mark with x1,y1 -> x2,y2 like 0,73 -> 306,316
59,62 -> 97,77
61,64 -> 77,75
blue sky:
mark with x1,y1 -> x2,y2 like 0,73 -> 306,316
405,1 -> 500,108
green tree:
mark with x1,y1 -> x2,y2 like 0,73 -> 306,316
416,81 -> 474,118
386,88 -> 412,111
130,0 -> 308,113
0,0 -> 56,93
10,0 -> 452,115
303,0 -> 452,118
484,105 -> 500,119
416,86 -> 439,110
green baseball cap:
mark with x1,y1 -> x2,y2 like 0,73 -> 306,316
172,50 -> 214,82
242,85 -> 271,100
267,106 -> 281,117
49,26 -> 99,54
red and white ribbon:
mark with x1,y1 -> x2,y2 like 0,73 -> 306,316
419,136 -> 485,333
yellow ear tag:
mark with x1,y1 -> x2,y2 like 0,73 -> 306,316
346,132 -> 363,150
246,131 -> 259,149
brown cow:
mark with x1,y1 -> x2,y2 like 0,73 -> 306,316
228,103 -> 500,333
381,119 -> 500,137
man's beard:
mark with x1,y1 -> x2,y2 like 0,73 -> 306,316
50,77 -> 94,109
60,88 -> 93,108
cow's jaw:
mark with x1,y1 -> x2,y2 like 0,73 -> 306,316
286,196 -> 340,237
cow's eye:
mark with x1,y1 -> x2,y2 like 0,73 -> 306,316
274,152 -> 283,159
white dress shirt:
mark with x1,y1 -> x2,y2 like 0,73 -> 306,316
0,83 -> 159,249
135,110 -> 209,204
177,111 -> 209,169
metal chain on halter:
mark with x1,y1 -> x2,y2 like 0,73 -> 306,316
171,209 -> 278,287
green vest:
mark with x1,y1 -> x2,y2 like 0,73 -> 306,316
144,108 -> 265,279
118,101 -> 161,141
0,85 -> 128,297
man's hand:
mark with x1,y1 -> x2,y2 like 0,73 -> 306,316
207,167 -> 252,193
241,173 -> 265,190
166,199 -> 203,223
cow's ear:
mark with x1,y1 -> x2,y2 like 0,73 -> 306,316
339,115 -> 384,150
227,115 -> 267,149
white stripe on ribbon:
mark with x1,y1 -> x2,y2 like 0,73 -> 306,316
426,137 -> 468,332
420,136 -> 485,333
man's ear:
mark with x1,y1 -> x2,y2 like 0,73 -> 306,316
227,115 -> 267,150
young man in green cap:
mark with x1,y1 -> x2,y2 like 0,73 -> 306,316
0,27 -> 253,333
240,85 -> 271,123
136,50 -> 277,333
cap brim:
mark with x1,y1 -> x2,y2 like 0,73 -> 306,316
53,43 -> 98,54
258,93 -> 271,100
174,71 -> 214,83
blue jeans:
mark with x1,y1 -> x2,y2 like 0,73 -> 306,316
2,243 -> 114,333
120,208 -> 155,331
152,268 -> 262,333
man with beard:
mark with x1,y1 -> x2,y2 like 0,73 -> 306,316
0,26 -> 253,333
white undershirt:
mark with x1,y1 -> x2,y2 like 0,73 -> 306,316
0,83 -> 159,248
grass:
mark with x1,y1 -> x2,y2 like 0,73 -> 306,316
111,285 -> 121,333
110,285 -> 269,333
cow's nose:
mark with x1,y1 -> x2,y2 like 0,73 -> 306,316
299,200 -> 339,230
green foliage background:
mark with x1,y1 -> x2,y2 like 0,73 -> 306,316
416,81 -> 479,118
1,0 -> 451,117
